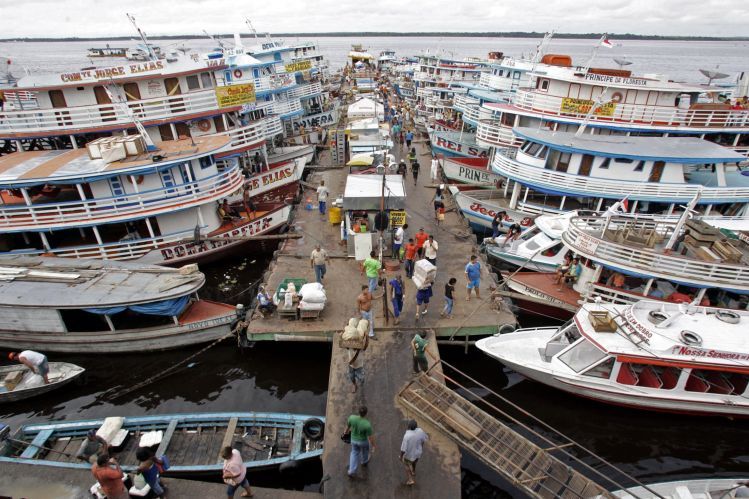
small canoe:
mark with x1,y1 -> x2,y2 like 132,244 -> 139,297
0,362 -> 85,403
0,412 -> 325,476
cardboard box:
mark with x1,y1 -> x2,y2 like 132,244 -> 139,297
100,142 -> 127,163
122,136 -> 146,156
86,137 -> 115,160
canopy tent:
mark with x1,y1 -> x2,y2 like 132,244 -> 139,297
343,174 -> 406,211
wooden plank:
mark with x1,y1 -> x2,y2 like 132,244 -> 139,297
290,420 -> 303,457
217,417 -> 239,462
20,429 -> 54,459
155,419 -> 179,457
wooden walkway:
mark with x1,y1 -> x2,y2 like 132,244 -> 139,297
321,328 -> 461,498
398,373 -> 615,499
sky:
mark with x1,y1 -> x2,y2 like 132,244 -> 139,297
0,0 -> 747,38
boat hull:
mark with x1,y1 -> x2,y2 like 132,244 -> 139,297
441,156 -> 502,186
0,363 -> 85,403
504,273 -> 578,320
451,188 -> 533,231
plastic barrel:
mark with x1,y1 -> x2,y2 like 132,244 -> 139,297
328,206 -> 342,225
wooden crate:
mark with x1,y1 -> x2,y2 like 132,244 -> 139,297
4,371 -> 24,391
588,311 -> 617,333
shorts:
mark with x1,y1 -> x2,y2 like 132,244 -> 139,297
416,290 -> 431,305
348,366 -> 364,385
37,358 -> 49,377
467,278 -> 480,289
227,477 -> 250,496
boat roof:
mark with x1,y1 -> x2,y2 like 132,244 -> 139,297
0,135 -> 230,187
513,127 -> 746,164
577,301 -> 749,369
0,255 -> 205,308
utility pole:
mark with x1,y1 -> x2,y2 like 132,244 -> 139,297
379,161 -> 390,325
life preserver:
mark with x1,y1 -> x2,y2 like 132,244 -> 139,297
610,92 -> 623,103
127,175 -> 144,185
648,310 -> 668,324
196,119 -> 211,132
520,217 -> 532,227
233,69 -> 243,79
716,310 -> 741,324
679,330 -> 702,346
302,417 -> 325,441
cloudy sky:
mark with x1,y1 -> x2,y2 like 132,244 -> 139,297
0,0 -> 747,38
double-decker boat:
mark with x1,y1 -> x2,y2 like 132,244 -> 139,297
477,300 -> 749,417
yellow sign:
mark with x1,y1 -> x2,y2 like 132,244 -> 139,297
285,60 -> 312,73
560,97 -> 616,117
215,84 -> 256,108
389,210 -> 407,226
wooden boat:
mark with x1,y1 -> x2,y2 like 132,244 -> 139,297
0,412 -> 325,475
0,363 -> 85,403
0,256 -> 239,353
611,477 -> 749,498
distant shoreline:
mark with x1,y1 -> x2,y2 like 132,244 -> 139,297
2,32 -> 749,42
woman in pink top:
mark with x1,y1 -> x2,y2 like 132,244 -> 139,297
221,446 -> 254,498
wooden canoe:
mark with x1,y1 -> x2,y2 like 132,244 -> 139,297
0,362 -> 85,403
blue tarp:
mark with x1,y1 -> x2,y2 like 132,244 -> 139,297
84,295 -> 190,317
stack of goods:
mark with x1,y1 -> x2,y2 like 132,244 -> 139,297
412,259 -> 436,290
299,282 -> 327,311
341,317 -> 368,349
86,135 -> 146,163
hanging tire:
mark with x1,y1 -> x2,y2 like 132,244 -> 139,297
716,310 -> 740,324
302,417 -> 325,441
680,330 -> 702,346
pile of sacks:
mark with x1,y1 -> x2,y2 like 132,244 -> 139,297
412,259 -> 436,290
342,317 -> 369,343
299,282 -> 327,311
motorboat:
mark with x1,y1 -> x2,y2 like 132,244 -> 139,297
0,362 -> 85,403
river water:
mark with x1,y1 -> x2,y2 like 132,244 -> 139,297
0,37 -> 748,495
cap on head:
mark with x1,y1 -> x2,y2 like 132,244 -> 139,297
8,352 -> 17,360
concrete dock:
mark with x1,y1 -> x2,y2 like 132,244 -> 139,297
0,461 -> 321,499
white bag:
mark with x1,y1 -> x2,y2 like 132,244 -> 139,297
357,319 -> 369,336
300,288 -> 327,304
300,300 -> 325,311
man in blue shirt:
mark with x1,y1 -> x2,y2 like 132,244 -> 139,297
389,275 -> 405,325
405,130 -> 414,148
465,255 -> 481,301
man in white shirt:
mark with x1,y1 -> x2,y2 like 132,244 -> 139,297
316,180 -> 329,215
9,350 -> 49,384
400,419 -> 428,486
430,156 -> 439,183
423,235 -> 439,267
393,223 -> 407,262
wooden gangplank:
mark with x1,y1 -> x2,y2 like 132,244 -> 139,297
398,373 -> 615,499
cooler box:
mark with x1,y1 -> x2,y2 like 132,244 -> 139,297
413,259 -> 436,282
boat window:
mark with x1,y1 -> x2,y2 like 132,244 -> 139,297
526,142 -> 544,156
200,72 -> 214,88
614,157 -> 634,164
520,140 -> 533,153
199,155 -> 214,170
599,158 -> 611,169
634,160 -> 645,172
582,357 -> 615,379
186,75 -> 201,91
557,339 -> 607,373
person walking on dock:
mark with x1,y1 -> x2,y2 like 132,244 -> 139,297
440,278 -> 457,319
405,130 -> 414,148
411,332 -> 429,373
361,250 -> 382,293
397,159 -> 407,179
221,446 -> 254,498
423,235 -> 438,267
92,455 -> 129,499
316,180 -> 329,215
400,420 -> 428,486
414,228 -> 429,260
389,274 -> 405,325
430,155 -> 440,184
347,339 -> 366,393
357,285 -> 375,338
310,244 -> 329,283
411,160 -> 420,185
393,223 -> 407,262
404,238 -> 417,279
465,255 -> 482,301
415,284 -> 432,321
8,350 -> 49,384
135,447 -> 166,499
346,406 -> 376,478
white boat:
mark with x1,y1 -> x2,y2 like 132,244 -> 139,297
477,300 -> 749,417
430,131 -> 490,159
0,255 -> 239,353
449,185 -> 538,232
611,478 -> 749,498
268,145 -> 315,167
0,362 -> 85,403
439,155 -> 502,186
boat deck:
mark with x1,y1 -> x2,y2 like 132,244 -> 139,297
179,299 -> 236,324
507,271 -> 581,310
246,138 -> 516,341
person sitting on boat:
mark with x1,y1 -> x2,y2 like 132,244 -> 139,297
256,286 -> 276,317
218,200 -> 241,224
77,429 -> 109,464
8,351 -> 49,384
648,282 -> 665,299
135,447 -> 166,499
553,254 -> 573,285
562,258 -> 582,287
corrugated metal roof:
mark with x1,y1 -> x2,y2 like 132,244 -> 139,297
0,256 -> 204,308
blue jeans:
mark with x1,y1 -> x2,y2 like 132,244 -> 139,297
443,297 -> 454,316
360,310 -> 374,337
319,201 -> 326,214
314,264 -> 326,283
227,477 -> 250,497
348,440 -> 370,475
392,295 -> 403,318
368,276 -> 378,293
404,259 -> 414,278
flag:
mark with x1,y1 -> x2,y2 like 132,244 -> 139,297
601,34 -> 615,49
621,197 -> 629,212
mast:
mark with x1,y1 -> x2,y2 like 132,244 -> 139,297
245,18 -> 259,40
104,82 -> 158,152
126,13 -> 157,62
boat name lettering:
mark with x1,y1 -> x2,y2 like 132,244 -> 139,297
621,308 -> 652,342
468,202 -> 517,222
519,283 -> 565,306
292,109 -> 339,131
285,60 -> 312,73
160,217 -> 273,261
206,58 -> 225,68
670,345 -> 749,361
187,316 -> 232,330
434,136 -> 488,158
59,61 -> 165,82
458,166 -> 490,183
245,167 -> 293,192
560,98 -> 617,117
583,73 -> 648,86
573,233 -> 600,254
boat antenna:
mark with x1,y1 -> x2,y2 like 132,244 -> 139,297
245,18 -> 259,40
574,86 -> 610,137
578,33 -> 613,76
126,13 -> 158,62
104,81 -> 159,152
527,31 -> 554,90
663,188 -> 702,250
203,30 -> 226,50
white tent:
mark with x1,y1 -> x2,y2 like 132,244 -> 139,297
347,97 -> 384,121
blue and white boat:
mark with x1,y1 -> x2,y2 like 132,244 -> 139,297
0,412 -> 325,476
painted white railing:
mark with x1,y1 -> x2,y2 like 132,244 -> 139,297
286,81 -> 323,99
268,98 -> 303,117
263,116 -> 283,138
492,154 -> 749,203
562,216 -> 749,289
0,89 -> 225,136
0,168 -> 243,231
215,122 -> 266,150
480,73 -> 515,92
511,89 -> 749,130
454,94 -> 479,112
477,120 -> 523,148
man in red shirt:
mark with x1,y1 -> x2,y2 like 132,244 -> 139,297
414,228 -> 429,259
403,238 -> 418,279
91,454 -> 129,499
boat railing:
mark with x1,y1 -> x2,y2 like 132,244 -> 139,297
0,168 -> 244,231
0,89 -> 227,137
213,117 -> 284,150
286,81 -> 323,100
584,283 -> 646,306
479,73 -> 515,92
492,154 -> 749,203
263,115 -> 284,138
477,120 -> 523,148
563,216 -> 749,289
268,98 -> 303,117
511,89 -> 749,130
